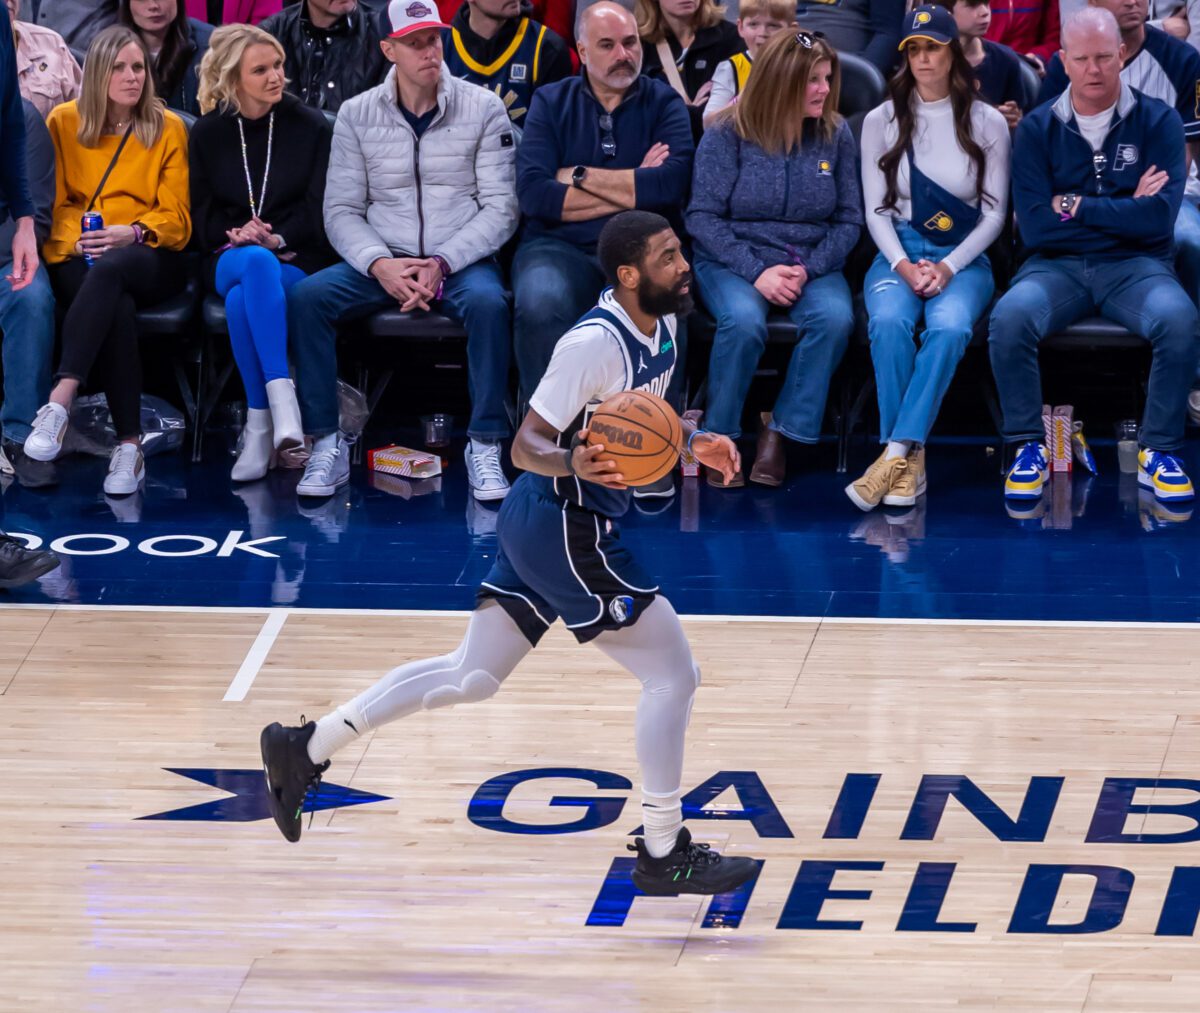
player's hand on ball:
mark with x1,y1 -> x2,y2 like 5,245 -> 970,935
572,429 -> 628,489
692,432 -> 741,486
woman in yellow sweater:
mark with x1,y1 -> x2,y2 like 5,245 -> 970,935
23,25 -> 190,496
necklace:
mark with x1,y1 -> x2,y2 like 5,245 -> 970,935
237,110 -> 274,219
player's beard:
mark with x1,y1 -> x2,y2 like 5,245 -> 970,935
637,273 -> 694,319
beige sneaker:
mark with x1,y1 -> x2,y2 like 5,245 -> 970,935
845,451 -> 908,512
884,446 -> 927,506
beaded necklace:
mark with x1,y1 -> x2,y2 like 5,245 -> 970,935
237,110 -> 274,218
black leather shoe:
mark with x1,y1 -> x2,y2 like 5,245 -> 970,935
1,439 -> 58,489
0,533 -> 60,589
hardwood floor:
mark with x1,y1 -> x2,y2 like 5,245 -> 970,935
1,606 -> 1196,1012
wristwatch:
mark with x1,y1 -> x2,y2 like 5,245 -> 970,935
571,165 -> 588,189
1058,193 -> 1078,220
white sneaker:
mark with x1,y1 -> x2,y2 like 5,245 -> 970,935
24,403 -> 69,462
103,442 -> 145,495
465,440 -> 510,501
297,437 -> 349,497
1188,389 -> 1200,426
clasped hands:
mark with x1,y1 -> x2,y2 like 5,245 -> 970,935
754,263 -> 809,307
370,256 -> 444,312
896,259 -> 953,298
226,215 -> 284,250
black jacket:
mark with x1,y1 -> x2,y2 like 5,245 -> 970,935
640,19 -> 744,140
188,93 -> 337,287
259,1 -> 389,113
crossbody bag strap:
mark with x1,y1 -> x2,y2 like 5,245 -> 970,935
85,123 -> 134,213
656,39 -> 689,102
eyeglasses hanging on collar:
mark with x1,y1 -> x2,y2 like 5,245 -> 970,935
1091,151 -> 1108,195
794,30 -> 825,49
599,113 -> 616,159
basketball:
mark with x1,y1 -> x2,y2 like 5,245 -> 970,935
585,390 -> 683,487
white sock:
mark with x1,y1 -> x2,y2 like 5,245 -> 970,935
642,789 -> 684,859
313,433 -> 337,455
469,438 -> 497,454
885,440 -> 911,460
307,703 -> 366,764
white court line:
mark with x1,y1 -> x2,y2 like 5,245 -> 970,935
223,610 -> 289,702
2,601 -> 1200,631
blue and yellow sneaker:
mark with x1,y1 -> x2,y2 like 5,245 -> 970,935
1138,449 -> 1195,502
1004,442 -> 1048,500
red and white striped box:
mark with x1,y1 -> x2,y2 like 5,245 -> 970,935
367,444 -> 442,479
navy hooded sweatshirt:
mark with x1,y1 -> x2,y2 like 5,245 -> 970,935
1013,82 -> 1185,261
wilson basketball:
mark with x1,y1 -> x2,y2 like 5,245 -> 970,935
585,390 -> 683,487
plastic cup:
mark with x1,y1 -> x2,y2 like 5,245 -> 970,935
421,413 -> 453,449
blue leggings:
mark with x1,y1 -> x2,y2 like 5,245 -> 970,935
216,246 -> 306,410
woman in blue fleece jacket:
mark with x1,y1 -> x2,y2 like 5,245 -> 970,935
686,28 -> 862,488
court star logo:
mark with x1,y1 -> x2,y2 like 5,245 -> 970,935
138,768 -> 391,822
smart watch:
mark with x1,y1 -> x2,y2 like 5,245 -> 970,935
1058,193 -> 1078,220
572,166 -> 588,189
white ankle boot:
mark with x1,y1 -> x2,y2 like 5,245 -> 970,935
265,378 -> 304,451
232,408 -> 274,482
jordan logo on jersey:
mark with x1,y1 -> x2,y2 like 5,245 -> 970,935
637,352 -> 647,374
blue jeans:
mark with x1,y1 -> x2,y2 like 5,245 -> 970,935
989,254 -> 1199,453
288,259 -> 513,440
512,236 -> 605,398
693,254 -> 852,441
864,221 -> 994,444
0,262 -> 54,443
216,246 -> 306,411
1173,199 -> 1200,385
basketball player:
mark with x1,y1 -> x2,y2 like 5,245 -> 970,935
261,211 -> 758,896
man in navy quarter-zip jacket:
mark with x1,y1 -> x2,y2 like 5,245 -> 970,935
990,6 -> 1200,505
512,1 -> 693,401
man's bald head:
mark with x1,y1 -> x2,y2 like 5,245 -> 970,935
1059,7 -> 1125,113
577,1 -> 637,42
1061,6 -> 1121,52
577,1 -> 642,92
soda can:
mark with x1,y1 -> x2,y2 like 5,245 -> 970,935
81,211 -> 103,268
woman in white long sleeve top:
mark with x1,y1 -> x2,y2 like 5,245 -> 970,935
848,3 -> 1011,512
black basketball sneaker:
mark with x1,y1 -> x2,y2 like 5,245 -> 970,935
260,719 -> 329,843
629,827 -> 759,895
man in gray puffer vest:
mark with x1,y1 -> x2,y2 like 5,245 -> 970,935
288,0 -> 519,504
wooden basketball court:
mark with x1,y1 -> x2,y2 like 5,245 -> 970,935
2,604 -> 1197,1011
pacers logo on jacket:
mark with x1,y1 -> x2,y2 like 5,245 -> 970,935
924,211 -> 954,233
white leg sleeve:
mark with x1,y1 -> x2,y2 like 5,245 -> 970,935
592,597 -> 701,796
308,602 -> 534,763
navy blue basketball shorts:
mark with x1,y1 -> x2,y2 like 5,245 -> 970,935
476,479 -> 659,646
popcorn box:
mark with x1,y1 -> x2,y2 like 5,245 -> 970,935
1050,404 -> 1073,473
367,444 -> 442,479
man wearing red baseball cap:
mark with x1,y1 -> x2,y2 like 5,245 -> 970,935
286,0 -> 521,503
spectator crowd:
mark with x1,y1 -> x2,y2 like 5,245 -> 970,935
2,0 -> 1200,520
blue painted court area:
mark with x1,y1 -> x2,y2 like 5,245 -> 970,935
1,432 -> 1198,622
